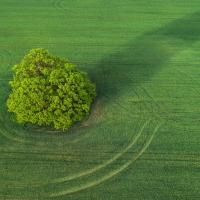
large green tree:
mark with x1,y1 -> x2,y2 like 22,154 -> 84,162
7,48 -> 96,130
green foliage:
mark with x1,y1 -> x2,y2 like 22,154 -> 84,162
7,48 -> 96,130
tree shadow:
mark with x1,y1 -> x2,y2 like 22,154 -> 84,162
88,11 -> 200,100
157,11 -> 200,44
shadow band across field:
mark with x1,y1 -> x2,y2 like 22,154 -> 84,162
89,11 -> 200,100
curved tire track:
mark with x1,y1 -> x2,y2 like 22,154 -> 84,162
33,120 -> 150,186
49,122 -> 163,197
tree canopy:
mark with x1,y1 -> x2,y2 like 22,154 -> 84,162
7,48 -> 96,130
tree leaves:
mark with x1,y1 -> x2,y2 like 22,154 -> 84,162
7,48 -> 96,131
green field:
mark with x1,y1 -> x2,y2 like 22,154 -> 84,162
0,0 -> 200,199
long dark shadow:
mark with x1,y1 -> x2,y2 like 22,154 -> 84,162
89,11 -> 200,100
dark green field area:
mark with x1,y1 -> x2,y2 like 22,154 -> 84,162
0,0 -> 200,199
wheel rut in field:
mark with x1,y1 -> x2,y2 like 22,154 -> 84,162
31,119 -> 151,187
6,118 -> 162,198
48,121 -> 163,197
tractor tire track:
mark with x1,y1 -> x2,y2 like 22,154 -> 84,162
48,122 -> 162,197
41,120 -> 150,185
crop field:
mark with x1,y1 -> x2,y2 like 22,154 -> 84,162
0,0 -> 200,199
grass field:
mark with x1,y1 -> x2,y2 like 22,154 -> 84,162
0,0 -> 200,199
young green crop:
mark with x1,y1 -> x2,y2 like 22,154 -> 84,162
7,48 -> 96,130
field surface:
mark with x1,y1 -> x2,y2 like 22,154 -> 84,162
0,0 -> 200,199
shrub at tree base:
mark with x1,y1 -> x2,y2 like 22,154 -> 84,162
7,48 -> 96,130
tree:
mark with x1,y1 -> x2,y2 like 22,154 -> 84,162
7,48 -> 96,130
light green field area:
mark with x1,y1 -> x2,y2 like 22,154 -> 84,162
0,0 -> 200,199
